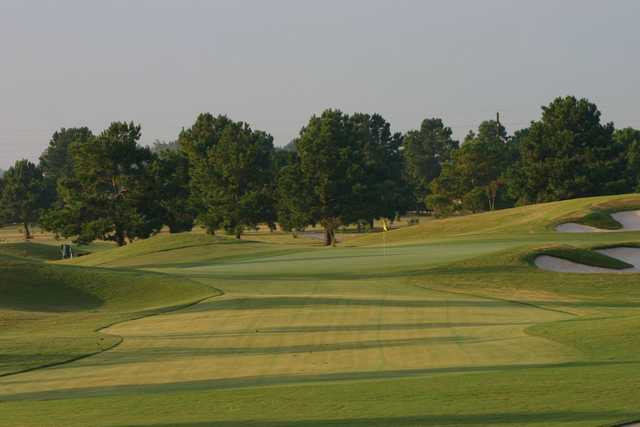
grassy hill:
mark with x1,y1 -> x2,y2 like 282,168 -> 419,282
0,243 -> 218,376
64,232 -> 309,269
351,194 -> 640,246
1,194 -> 640,426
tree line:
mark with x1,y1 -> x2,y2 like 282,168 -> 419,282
1,96 -> 639,246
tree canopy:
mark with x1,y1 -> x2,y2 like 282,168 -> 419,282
43,122 -> 161,246
179,114 -> 276,238
0,160 -> 48,239
3,95 -> 638,248
510,96 -> 626,203
403,118 -> 458,208
432,120 -> 511,210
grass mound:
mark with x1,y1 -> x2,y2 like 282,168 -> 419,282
0,254 -> 217,376
566,210 -> 623,230
66,232 -> 306,268
352,194 -> 640,246
556,196 -> 640,230
527,246 -> 634,270
0,242 -> 67,261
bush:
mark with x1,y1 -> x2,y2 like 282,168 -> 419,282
425,194 -> 453,218
462,187 -> 488,213
407,217 -> 420,226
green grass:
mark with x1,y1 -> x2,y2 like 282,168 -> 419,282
0,244 -> 218,376
350,194 -> 640,246
2,194 -> 640,426
569,210 -> 623,229
526,246 -> 634,270
65,232 -> 309,269
555,197 -> 640,230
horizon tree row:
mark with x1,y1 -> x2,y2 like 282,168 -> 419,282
1,96 -> 639,246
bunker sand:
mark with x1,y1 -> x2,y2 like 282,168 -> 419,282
535,247 -> 640,274
556,210 -> 640,233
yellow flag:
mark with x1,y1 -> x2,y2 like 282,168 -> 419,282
382,219 -> 389,232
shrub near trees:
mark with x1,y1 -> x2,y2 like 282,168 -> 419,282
2,95 -> 639,247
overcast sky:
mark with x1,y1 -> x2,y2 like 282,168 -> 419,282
1,0 -> 639,169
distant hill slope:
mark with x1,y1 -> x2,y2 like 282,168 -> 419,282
65,233 -> 308,268
351,194 -> 640,246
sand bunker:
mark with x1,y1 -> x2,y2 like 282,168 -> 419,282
535,247 -> 640,274
555,210 -> 640,233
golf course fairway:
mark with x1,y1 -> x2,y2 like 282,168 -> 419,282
1,194 -> 640,427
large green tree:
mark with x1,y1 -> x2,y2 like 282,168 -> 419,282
403,118 -> 459,209
433,120 -> 512,211
283,110 -> 409,245
0,160 -> 48,239
512,96 -> 626,203
350,113 -> 409,226
43,122 -> 162,246
295,109 -> 362,245
276,159 -> 314,236
179,114 -> 275,238
150,144 -> 195,233
614,127 -> 640,191
39,127 -> 94,183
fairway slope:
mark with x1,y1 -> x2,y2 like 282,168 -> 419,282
65,232 -> 309,269
0,248 -> 218,376
352,194 -> 640,246
3,195 -> 640,426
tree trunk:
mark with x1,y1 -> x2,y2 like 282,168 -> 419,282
324,228 -> 332,246
115,230 -> 126,247
235,227 -> 242,239
23,222 -> 32,240
322,217 -> 341,246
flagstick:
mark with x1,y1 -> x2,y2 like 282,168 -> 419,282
383,224 -> 387,259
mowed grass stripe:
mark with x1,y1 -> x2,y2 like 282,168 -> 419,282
0,286 -> 577,400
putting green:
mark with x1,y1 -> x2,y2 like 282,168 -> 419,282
1,194 -> 640,427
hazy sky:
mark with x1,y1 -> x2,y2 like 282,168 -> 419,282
1,0 -> 639,169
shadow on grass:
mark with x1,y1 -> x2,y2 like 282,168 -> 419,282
116,411 -> 637,426
122,321 -> 529,339
75,336 -> 476,367
181,296 -> 517,313
179,296 -> 640,314
2,360 -> 638,403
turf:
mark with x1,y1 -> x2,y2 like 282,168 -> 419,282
0,245 -> 217,376
527,246 -> 634,270
1,194 -> 640,426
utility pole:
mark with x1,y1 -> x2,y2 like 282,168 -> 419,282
496,112 -> 507,143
